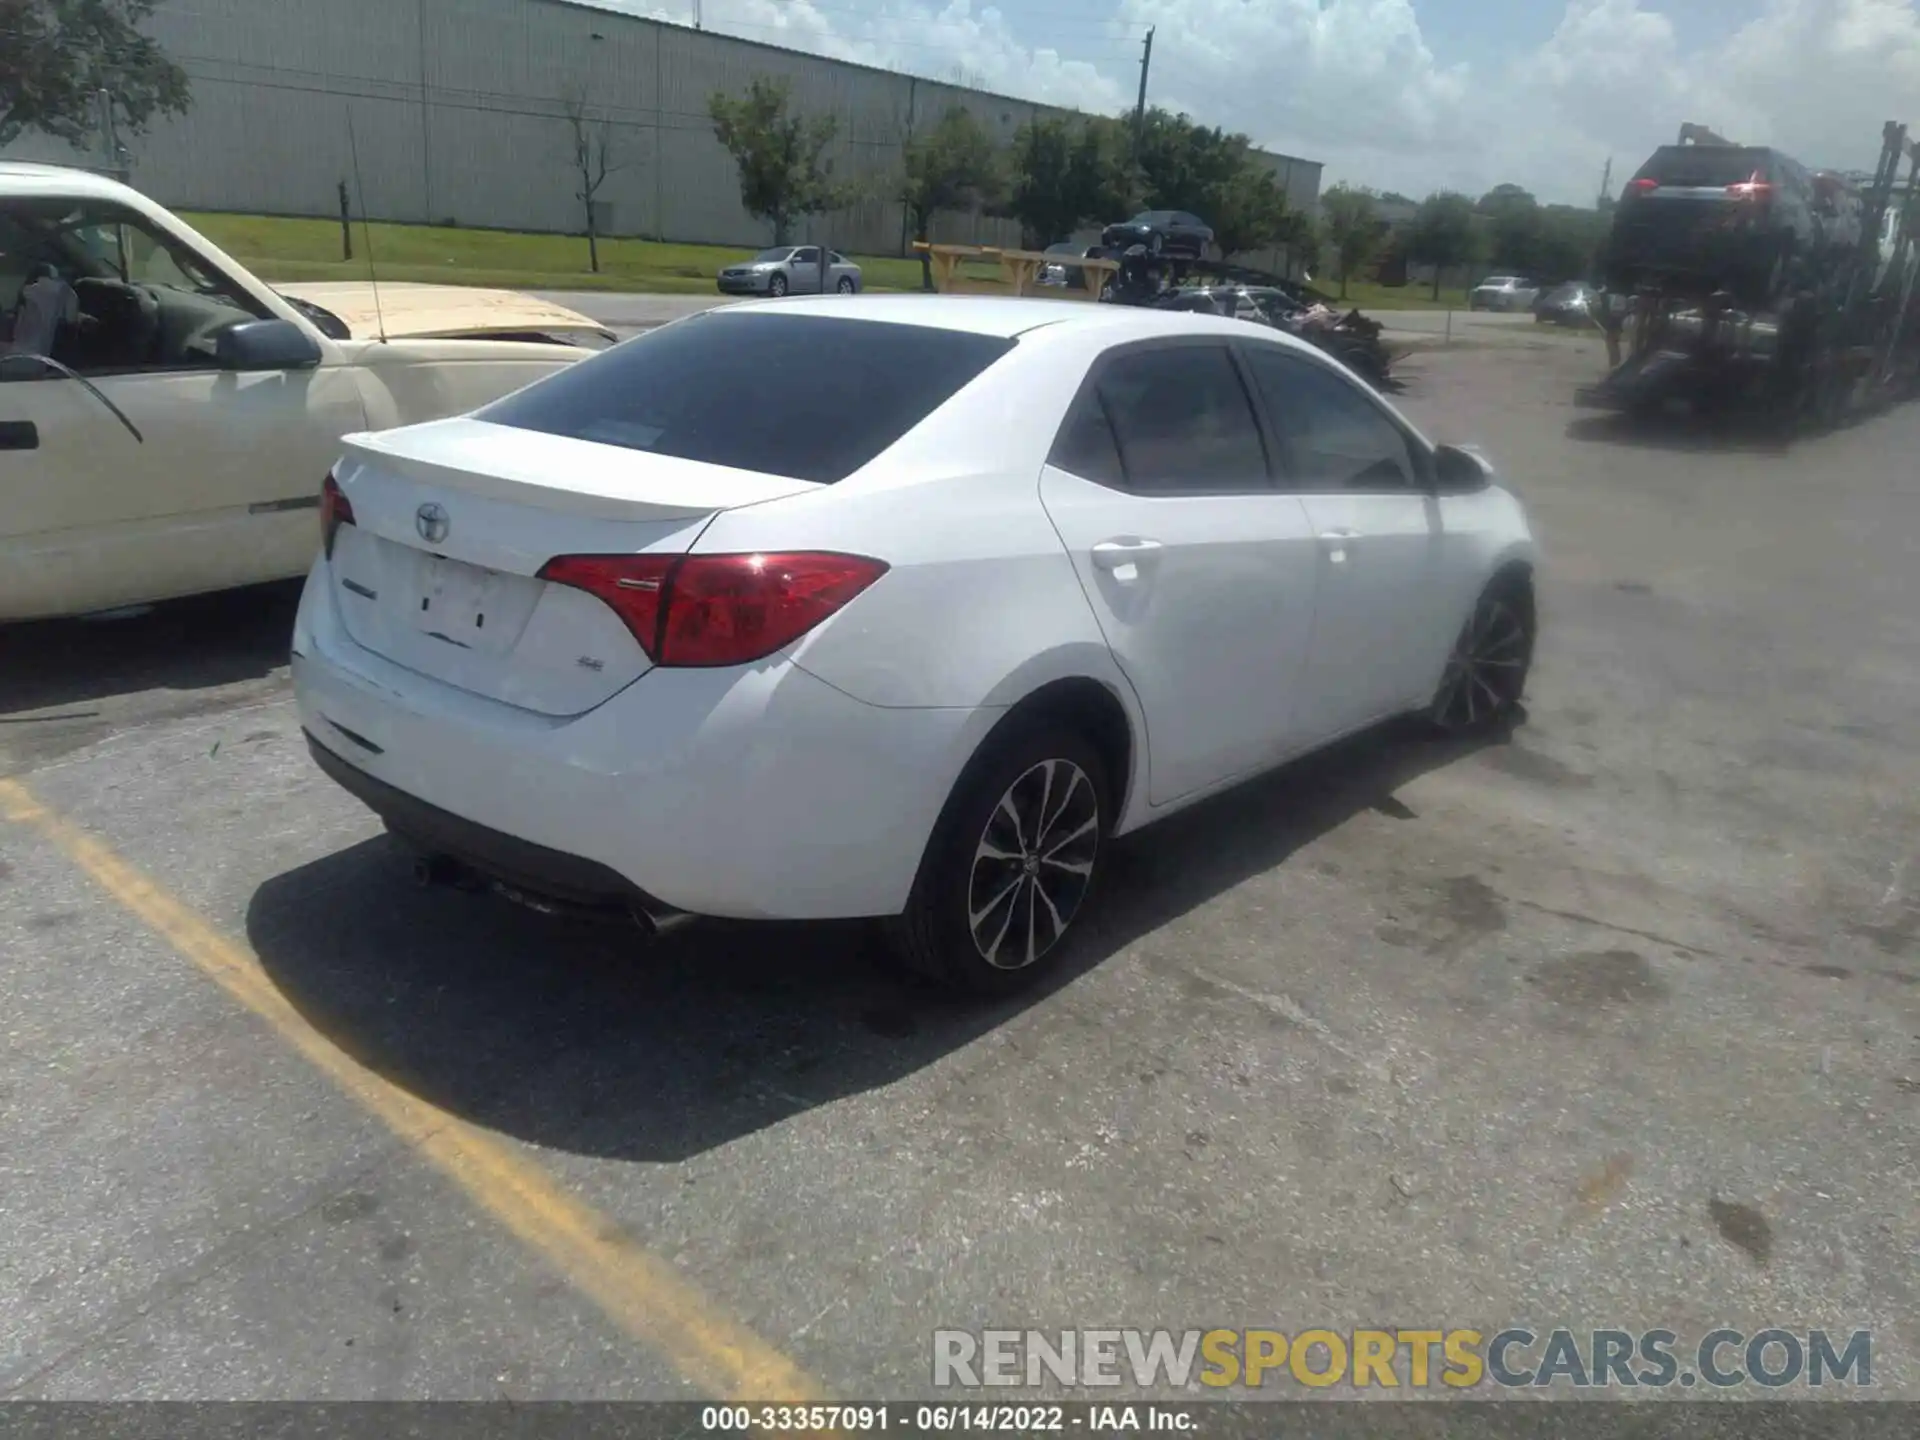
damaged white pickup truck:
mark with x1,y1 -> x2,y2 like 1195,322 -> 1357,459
1,163 -> 613,622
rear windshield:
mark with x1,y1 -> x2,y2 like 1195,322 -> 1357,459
476,312 -> 1016,484
1640,146 -> 1771,187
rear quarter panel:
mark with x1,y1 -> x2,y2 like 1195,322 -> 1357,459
691,323 -> 1155,821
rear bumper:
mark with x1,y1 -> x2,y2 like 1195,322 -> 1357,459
291,560 -> 987,921
305,729 -> 669,917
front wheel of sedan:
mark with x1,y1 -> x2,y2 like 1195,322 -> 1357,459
836,276 -> 856,294
1429,576 -> 1535,735
767,273 -> 789,297
888,725 -> 1110,997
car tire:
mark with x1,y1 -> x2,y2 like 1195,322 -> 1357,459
837,276 -> 856,294
1428,573 -> 1535,735
886,722 -> 1111,997
768,273 -> 789,297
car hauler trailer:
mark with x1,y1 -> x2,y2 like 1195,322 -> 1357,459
1581,120 -> 1920,428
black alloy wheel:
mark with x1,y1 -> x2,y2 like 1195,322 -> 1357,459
888,725 -> 1109,996
1431,579 -> 1535,734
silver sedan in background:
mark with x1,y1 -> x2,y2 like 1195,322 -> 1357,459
716,246 -> 864,297
1468,275 -> 1541,312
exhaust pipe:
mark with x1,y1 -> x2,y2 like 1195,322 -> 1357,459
633,902 -> 696,939
412,853 -> 481,890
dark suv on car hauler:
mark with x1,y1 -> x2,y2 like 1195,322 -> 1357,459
1602,144 -> 1821,307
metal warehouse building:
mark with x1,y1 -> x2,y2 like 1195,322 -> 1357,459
4,0 -> 1321,259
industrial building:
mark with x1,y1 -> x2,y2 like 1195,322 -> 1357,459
3,0 -> 1321,262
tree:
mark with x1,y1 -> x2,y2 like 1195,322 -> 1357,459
563,96 -> 620,274
1318,184 -> 1382,300
1129,107 -> 1304,260
709,78 -> 847,245
1209,164 -> 1302,260
1532,203 -> 1611,283
1476,183 -> 1543,275
1408,191 -> 1481,299
1004,115 -> 1131,251
1134,107 -> 1244,218
1071,116 -> 1136,231
0,0 -> 190,149
900,106 -> 1001,290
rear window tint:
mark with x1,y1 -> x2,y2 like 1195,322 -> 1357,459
476,313 -> 1015,484
1641,147 -> 1771,187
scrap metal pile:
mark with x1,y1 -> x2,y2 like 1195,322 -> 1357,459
1096,230 -> 1396,388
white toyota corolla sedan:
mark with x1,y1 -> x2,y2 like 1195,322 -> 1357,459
292,295 -> 1538,994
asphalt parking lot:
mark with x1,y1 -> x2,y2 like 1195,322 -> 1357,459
3,331 -> 1917,1403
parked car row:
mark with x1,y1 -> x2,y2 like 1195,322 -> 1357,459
1146,284 -> 1395,387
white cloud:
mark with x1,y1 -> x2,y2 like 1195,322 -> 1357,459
616,0 -> 1920,202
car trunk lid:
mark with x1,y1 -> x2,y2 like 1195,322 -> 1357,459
1610,146 -> 1777,282
325,418 -> 819,716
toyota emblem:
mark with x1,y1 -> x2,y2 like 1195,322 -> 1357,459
415,502 -> 450,544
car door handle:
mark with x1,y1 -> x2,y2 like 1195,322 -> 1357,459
0,420 -> 38,451
1091,538 -> 1163,571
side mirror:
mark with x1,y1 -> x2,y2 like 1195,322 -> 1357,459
1433,444 -> 1494,493
217,318 -> 323,372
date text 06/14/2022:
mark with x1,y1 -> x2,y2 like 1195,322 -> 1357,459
699,1404 -> 1192,1432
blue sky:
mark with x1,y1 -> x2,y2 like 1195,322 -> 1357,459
605,1 -> 1920,203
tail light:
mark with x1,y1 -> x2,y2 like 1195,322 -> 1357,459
1628,177 -> 1659,195
320,472 -> 355,557
538,551 -> 889,667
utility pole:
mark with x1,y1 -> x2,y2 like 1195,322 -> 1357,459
1597,156 -> 1612,207
694,0 -> 702,29
1132,27 -> 1154,161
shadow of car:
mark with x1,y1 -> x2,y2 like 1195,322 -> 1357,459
245,715 -> 1512,1162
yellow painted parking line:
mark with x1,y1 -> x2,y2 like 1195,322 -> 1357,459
0,776 -> 828,1405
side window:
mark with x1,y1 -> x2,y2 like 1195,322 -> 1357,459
1094,345 -> 1269,493
1047,387 -> 1126,489
1,200 -> 263,378
791,247 -> 820,265
1243,346 -> 1421,491
122,225 -> 201,289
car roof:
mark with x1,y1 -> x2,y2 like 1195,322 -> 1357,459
706,293 -> 1335,350
0,161 -> 144,204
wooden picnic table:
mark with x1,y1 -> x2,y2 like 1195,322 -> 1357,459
911,242 -> 1119,300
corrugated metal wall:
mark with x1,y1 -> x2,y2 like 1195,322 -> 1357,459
4,0 -> 1322,260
